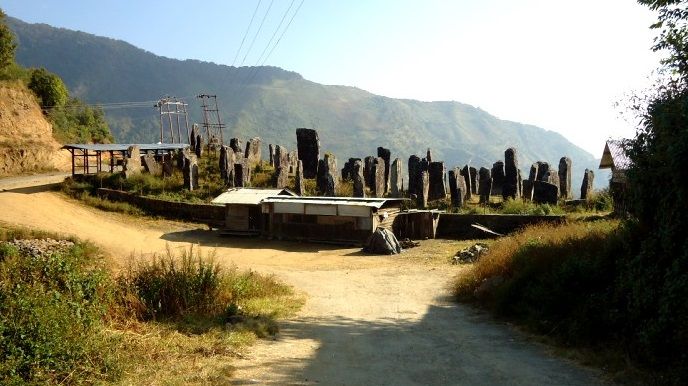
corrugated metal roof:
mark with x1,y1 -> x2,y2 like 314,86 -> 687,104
211,188 -> 296,205
599,140 -> 631,170
262,196 -> 407,209
62,143 -> 189,152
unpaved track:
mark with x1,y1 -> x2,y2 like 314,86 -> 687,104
0,191 -> 605,385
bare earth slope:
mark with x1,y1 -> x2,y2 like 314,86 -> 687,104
0,191 -> 605,385
0,82 -> 69,175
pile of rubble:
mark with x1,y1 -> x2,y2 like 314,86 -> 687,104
2,238 -> 75,257
453,243 -> 489,264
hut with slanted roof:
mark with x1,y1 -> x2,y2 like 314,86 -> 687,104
211,188 -> 296,235
599,139 -> 631,213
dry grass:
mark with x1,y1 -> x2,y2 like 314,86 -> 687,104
453,219 -> 620,300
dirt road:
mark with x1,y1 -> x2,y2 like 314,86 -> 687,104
0,191 -> 605,385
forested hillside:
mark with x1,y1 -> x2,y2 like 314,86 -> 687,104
8,16 -> 606,189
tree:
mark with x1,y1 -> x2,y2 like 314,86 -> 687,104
615,1 -> 688,375
0,9 -> 16,70
27,68 -> 68,108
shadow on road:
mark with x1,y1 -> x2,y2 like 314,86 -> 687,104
231,299 -> 603,386
160,229 -> 363,254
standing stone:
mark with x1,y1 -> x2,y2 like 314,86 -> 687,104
123,145 -> 142,179
195,134 -> 203,159
377,147 -> 391,194
244,137 -> 262,168
219,145 -> 229,179
224,149 -> 236,186
288,151 -> 299,174
268,144 -> 275,167
503,147 -> 521,200
274,145 -> 289,170
408,155 -> 429,197
448,168 -> 466,208
522,163 -> 539,201
428,161 -> 447,201
295,160 -> 305,195
469,166 -> 479,195
341,158 -> 360,181
491,161 -> 505,196
363,156 -> 376,189
533,181 -> 559,204
389,158 -> 402,197
317,154 -> 338,196
142,151 -> 162,177
183,152 -> 198,190
372,157 -> 386,198
162,153 -> 174,177
273,166 -> 289,189
426,148 -> 433,163
478,167 -> 492,204
535,161 -> 550,182
417,170 -> 429,208
544,170 -> 560,187
352,160 -> 365,197
461,165 -> 473,200
296,128 -> 320,179
558,157 -> 572,199
229,138 -> 243,154
581,169 -> 595,200
175,149 -> 186,171
234,157 -> 251,188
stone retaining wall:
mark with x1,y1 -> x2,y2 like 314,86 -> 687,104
96,188 -> 225,225
436,213 -> 565,239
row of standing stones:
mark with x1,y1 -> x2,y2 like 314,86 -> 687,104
120,127 -> 596,208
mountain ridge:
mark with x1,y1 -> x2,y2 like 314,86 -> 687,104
7,16 -> 607,191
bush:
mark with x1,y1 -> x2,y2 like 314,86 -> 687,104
116,246 -> 295,322
48,98 -> 113,144
0,233 -> 116,384
454,220 -> 624,345
27,68 -> 68,109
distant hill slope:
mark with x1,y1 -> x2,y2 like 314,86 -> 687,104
8,16 -> 606,191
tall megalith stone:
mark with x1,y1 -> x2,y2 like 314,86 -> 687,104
503,147 -> 521,200
296,128 -> 320,179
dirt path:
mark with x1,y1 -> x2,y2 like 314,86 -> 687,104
0,191 -> 605,385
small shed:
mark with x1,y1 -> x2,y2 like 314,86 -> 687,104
261,196 -> 408,245
211,188 -> 296,235
599,139 -> 631,213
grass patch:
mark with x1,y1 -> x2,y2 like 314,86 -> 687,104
0,224 -> 303,385
452,220 -> 643,376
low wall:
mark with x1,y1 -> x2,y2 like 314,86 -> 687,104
96,188 -> 225,225
436,213 -> 565,239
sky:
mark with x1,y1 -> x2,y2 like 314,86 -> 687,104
1,0 -> 661,155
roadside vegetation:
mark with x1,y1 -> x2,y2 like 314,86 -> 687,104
454,1 -> 688,382
0,223 -> 303,384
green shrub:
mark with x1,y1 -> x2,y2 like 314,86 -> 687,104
27,68 -> 67,109
0,236 -> 116,384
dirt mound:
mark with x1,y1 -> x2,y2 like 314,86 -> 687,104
0,81 -> 70,175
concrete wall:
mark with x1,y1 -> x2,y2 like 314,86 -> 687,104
436,213 -> 565,239
97,188 -> 225,225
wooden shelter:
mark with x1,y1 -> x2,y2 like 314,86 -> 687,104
261,196 -> 407,245
211,188 -> 296,235
62,143 -> 188,176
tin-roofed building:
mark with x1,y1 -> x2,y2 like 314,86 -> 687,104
211,188 -> 296,235
261,196 -> 408,245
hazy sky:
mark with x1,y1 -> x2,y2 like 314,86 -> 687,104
1,0 -> 661,155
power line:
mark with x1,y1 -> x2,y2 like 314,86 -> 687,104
231,0 -> 263,68
243,0 -> 305,85
251,0 -> 296,69
238,0 -> 275,67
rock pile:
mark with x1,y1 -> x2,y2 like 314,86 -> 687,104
3,238 -> 75,257
453,243 -> 489,264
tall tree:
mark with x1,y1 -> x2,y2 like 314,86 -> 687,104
0,9 -> 16,70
